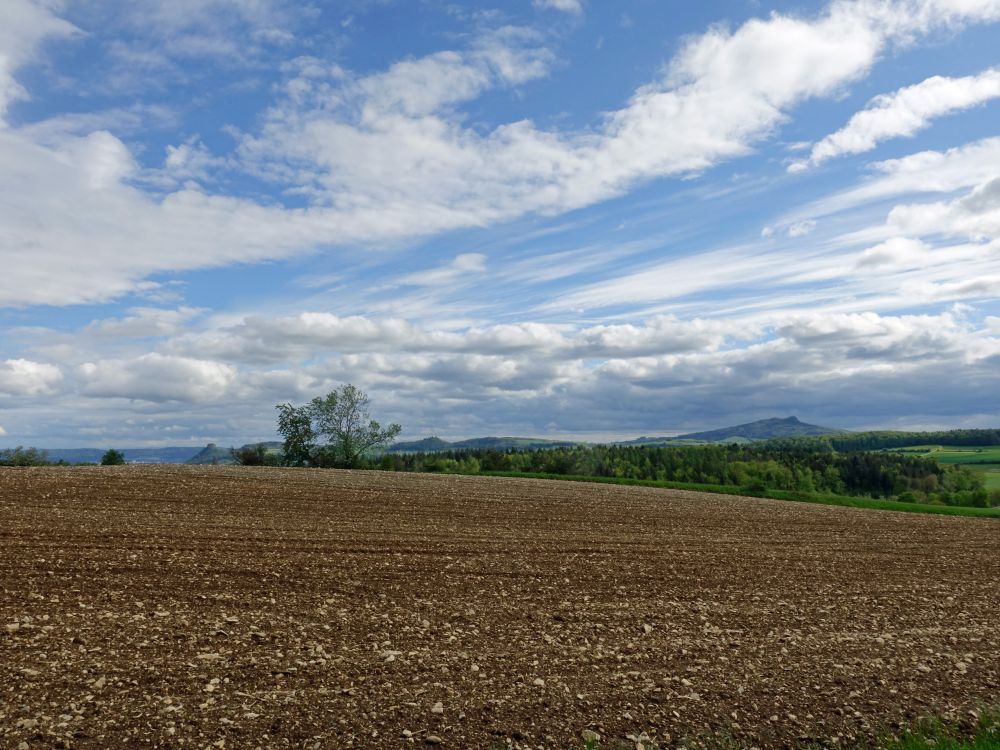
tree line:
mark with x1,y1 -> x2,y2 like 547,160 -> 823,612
376,443 -> 997,508
0,447 -> 125,466
766,429 -> 1000,452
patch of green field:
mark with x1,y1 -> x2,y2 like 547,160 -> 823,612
884,444 -> 1000,464
969,464 -> 1000,490
878,445 -> 1000,492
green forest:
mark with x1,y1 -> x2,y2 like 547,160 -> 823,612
378,443 -> 998,508
766,428 -> 1000,451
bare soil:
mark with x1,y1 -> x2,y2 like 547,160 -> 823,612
1,466 -> 998,749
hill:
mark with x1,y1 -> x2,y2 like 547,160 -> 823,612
388,437 -> 453,453
186,442 -> 283,465
623,416 -> 845,445
680,416 -> 845,442
388,436 -> 583,453
42,446 -> 204,464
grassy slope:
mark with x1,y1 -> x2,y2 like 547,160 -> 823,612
476,471 -> 1000,518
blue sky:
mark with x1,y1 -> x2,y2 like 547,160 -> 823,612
2,0 -> 1000,447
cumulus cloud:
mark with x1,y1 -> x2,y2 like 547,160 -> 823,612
0,358 -> 63,396
4,305 -> 1000,440
791,68 -> 1000,171
856,237 -> 932,268
167,312 -> 748,365
78,353 -> 236,402
84,307 -> 205,339
888,176 -> 1000,240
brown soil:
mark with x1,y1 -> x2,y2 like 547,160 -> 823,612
1,466 -> 998,749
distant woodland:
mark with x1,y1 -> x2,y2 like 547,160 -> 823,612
379,442 -> 997,508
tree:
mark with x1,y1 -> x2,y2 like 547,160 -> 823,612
231,443 -> 282,467
231,444 -> 267,466
276,402 -> 316,467
101,449 -> 126,465
275,384 -> 402,468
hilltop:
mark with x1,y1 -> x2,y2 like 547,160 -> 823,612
624,416 -> 846,445
679,416 -> 846,442
387,436 -> 582,453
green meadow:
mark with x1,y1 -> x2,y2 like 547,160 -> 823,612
884,445 -> 1000,490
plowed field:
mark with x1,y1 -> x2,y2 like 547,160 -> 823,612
2,466 -> 998,749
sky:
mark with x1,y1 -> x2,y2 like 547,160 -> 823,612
1,0 -> 1000,447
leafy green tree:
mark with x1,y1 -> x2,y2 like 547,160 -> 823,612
276,384 -> 402,468
275,402 -> 317,466
231,444 -> 271,466
101,449 -> 126,465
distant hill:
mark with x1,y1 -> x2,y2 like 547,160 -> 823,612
388,437 -> 453,453
43,446 -> 204,464
680,416 -> 845,442
186,443 -> 235,465
186,442 -> 283,465
388,436 -> 583,453
622,416 -> 846,445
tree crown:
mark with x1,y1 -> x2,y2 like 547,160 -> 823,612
275,384 -> 401,468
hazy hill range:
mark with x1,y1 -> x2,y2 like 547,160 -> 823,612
387,436 -> 583,453
624,416 -> 847,445
43,446 -> 204,464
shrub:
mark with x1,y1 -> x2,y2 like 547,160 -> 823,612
101,449 -> 126,465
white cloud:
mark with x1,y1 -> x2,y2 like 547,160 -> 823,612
787,220 -> 817,238
0,0 -> 78,121
397,253 -> 487,287
85,307 -> 205,339
78,353 -> 236,402
888,176 -> 1000,240
856,237 -> 932,268
3,1 -> 1000,308
0,425 -> 6,436
769,136 -> 1000,232
533,0 -> 583,13
169,312 -> 752,366
232,0 -> 1000,233
237,6 -> 1000,233
5,304 -> 1000,442
0,358 -> 63,396
791,68 -> 1000,171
